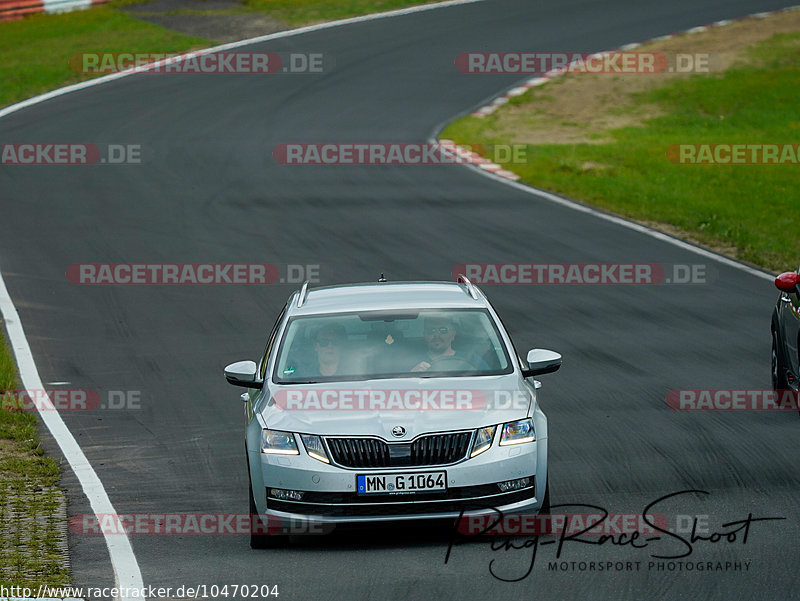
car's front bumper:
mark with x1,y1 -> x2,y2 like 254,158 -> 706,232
248,436 -> 547,524
264,482 -> 539,524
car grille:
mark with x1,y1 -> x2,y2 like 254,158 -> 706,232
326,432 -> 472,468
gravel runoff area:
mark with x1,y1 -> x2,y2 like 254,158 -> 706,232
121,0 -> 288,43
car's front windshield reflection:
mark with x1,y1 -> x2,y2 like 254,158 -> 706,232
273,309 -> 512,383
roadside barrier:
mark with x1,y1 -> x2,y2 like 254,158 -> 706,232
0,0 -> 108,22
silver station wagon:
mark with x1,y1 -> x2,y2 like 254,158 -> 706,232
224,277 -> 561,547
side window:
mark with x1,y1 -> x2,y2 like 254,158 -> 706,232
259,303 -> 288,380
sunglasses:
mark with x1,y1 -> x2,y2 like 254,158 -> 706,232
424,327 -> 451,335
315,338 -> 341,347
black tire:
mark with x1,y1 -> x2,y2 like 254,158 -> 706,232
248,469 -> 288,548
772,330 -> 789,392
248,480 -> 271,549
539,475 -> 550,515
771,331 -> 800,417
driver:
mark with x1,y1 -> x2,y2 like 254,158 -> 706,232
410,315 -> 488,372
310,324 -> 348,376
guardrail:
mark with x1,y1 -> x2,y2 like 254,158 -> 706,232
0,0 -> 108,22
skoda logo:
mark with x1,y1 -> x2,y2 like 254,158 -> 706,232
391,426 -> 406,438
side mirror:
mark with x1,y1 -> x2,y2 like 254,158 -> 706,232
775,272 -> 800,293
522,349 -> 562,378
224,360 -> 261,388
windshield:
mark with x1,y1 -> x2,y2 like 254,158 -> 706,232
273,308 -> 513,383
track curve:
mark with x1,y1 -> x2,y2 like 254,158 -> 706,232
0,1 -> 797,599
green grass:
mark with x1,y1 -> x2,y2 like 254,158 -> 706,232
241,0 -> 442,25
442,32 -> 800,272
127,0 -> 441,23
0,0 -> 445,109
0,332 -> 15,394
0,7 -> 211,108
0,325 -> 69,587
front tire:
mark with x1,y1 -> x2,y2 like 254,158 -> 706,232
248,480 -> 271,549
539,475 -> 550,515
772,330 -> 789,392
248,471 -> 287,548
771,331 -> 799,417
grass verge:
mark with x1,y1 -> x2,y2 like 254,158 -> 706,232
0,0 -> 447,109
240,0 -> 446,26
441,18 -> 800,272
0,7 -> 211,108
0,0 -> 449,585
0,323 -> 70,587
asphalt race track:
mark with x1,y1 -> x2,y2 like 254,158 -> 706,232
1,0 -> 798,599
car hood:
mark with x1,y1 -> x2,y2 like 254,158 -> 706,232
260,374 -> 532,439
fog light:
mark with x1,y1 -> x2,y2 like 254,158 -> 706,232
268,488 -> 305,501
497,477 -> 532,493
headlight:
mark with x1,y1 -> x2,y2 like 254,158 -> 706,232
300,434 -> 330,463
260,429 -> 299,455
499,418 -> 536,446
470,426 -> 496,457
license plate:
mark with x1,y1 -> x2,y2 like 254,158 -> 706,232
357,471 -> 447,494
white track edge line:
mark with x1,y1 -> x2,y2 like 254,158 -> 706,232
0,0 -> 484,120
430,5 -> 796,282
0,272 -> 133,600
431,151 -> 775,282
0,2 -> 488,599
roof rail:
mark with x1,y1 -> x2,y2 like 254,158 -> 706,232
456,274 -> 479,300
296,281 -> 310,308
